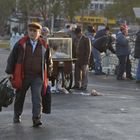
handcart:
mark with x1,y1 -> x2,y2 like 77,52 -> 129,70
47,37 -> 75,90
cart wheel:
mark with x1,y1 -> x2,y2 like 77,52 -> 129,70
63,73 -> 73,90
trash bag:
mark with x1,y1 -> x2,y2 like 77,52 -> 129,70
0,77 -> 15,109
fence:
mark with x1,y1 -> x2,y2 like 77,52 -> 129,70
101,39 -> 138,76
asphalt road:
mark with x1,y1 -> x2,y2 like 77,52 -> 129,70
0,48 -> 140,140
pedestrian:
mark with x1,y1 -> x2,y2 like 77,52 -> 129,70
93,26 -> 110,75
86,25 -> 96,71
73,27 -> 91,91
5,22 -> 53,127
64,24 -> 71,37
115,24 -> 133,80
41,26 -> 50,40
134,30 -> 140,83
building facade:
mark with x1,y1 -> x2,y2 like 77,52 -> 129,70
89,0 -> 114,14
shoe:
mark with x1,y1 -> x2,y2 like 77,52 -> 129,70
126,77 -> 134,80
116,77 -> 125,80
72,85 -> 80,90
94,73 -> 100,75
80,87 -> 87,91
13,116 -> 21,123
100,72 -> 106,75
33,119 -> 42,127
95,72 -> 106,75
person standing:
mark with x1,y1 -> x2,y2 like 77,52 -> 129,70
5,22 -> 52,127
115,24 -> 133,80
86,25 -> 96,71
41,26 -> 50,40
134,30 -> 140,83
73,27 -> 91,90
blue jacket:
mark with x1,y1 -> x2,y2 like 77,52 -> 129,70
115,31 -> 130,56
86,32 -> 95,47
95,29 -> 106,39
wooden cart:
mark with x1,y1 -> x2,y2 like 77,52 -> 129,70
47,37 -> 75,90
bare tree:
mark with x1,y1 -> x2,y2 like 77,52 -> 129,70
0,0 -> 16,27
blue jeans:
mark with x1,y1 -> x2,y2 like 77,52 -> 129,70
136,59 -> 140,80
92,47 -> 102,74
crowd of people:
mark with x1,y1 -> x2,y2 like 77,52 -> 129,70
71,24 -> 140,83
5,21 -> 140,127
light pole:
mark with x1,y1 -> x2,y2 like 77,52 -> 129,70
81,0 -> 85,28
51,13 -> 54,35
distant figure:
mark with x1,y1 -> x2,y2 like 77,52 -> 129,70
93,26 -> 110,75
10,32 -> 22,51
86,25 -> 96,71
64,25 -> 71,37
115,24 -> 133,80
41,26 -> 50,40
134,30 -> 140,83
73,27 -> 91,91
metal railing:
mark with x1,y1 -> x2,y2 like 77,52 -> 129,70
102,38 -> 138,76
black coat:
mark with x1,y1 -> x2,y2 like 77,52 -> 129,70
134,31 -> 140,58
93,35 -> 115,53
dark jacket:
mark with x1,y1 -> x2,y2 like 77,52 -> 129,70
94,29 -> 106,39
74,35 -> 91,65
93,35 -> 115,53
5,36 -> 53,93
134,31 -> 140,58
115,31 -> 130,56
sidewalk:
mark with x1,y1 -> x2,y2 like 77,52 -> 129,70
0,48 -> 140,140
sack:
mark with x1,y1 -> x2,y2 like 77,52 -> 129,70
11,64 -> 23,89
0,77 -> 15,108
42,85 -> 51,114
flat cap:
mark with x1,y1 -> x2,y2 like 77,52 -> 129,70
28,22 -> 42,30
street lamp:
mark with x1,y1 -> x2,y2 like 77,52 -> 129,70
81,0 -> 85,27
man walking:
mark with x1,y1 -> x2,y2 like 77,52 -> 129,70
5,22 -> 52,127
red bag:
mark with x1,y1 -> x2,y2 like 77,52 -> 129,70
11,64 -> 23,89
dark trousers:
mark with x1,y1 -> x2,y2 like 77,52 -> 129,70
117,55 -> 132,78
74,61 -> 88,88
14,76 -> 43,120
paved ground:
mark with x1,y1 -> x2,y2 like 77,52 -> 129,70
0,48 -> 140,140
